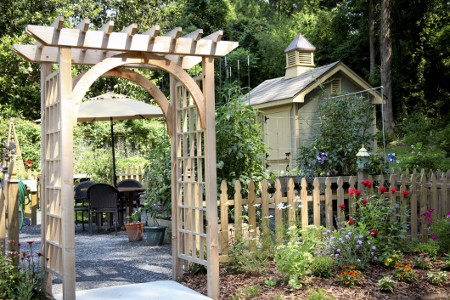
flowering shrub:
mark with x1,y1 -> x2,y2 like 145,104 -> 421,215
413,253 -> 433,270
393,262 -> 417,283
426,271 -> 447,286
338,265 -> 365,287
348,180 -> 409,252
0,240 -> 45,299
318,226 -> 376,270
429,211 -> 450,254
379,249 -> 404,269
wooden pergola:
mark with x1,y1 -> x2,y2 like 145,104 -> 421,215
13,17 -> 238,299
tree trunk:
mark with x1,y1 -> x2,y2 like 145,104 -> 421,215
380,0 -> 395,136
369,0 -> 376,82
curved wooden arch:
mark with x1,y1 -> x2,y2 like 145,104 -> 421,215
103,67 -> 173,135
72,52 -> 205,128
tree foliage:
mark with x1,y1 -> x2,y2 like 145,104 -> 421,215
216,87 -> 268,187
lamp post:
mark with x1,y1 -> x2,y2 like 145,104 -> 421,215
356,145 -> 370,189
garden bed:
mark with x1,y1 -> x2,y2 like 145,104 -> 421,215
182,256 -> 450,299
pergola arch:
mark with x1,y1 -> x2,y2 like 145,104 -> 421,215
71,52 -> 205,129
74,67 -> 173,134
13,17 -> 238,300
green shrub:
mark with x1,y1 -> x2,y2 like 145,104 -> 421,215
427,271 -> 447,286
305,288 -> 335,300
430,215 -> 450,254
310,255 -> 334,278
296,96 -> 375,176
377,276 -> 396,293
410,240 -> 439,258
274,226 -> 318,288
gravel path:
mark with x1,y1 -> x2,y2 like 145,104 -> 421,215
19,223 -> 172,296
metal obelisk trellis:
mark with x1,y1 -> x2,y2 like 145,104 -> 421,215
13,17 -> 238,299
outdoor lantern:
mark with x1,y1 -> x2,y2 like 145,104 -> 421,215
356,145 -> 370,170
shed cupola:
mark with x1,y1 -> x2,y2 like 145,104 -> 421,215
284,34 -> 316,79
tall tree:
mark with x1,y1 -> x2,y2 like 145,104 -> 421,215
368,0 -> 377,84
380,0 -> 394,136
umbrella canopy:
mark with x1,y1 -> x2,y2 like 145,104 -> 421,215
77,92 -> 164,186
77,92 -> 163,122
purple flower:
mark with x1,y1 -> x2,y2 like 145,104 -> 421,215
317,152 -> 329,164
431,235 -> 439,240
447,212 -> 450,218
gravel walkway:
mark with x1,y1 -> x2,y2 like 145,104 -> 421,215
19,223 -> 172,296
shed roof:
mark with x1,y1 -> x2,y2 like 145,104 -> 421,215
247,61 -> 339,106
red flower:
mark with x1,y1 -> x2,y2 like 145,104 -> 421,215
339,203 -> 346,210
25,159 -> 33,168
361,180 -> 372,187
390,187 -> 397,193
361,199 -> 367,205
348,187 -> 356,195
369,229 -> 378,237
355,189 -> 362,196
347,219 -> 355,225
26,240 -> 34,245
401,190 -> 410,196
378,186 -> 387,193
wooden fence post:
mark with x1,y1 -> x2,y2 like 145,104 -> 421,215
300,178 -> 308,230
287,178 -> 296,227
313,178 -> 320,226
325,177 -> 333,229
220,181 -> 228,257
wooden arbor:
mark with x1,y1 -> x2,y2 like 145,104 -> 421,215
13,17 -> 238,299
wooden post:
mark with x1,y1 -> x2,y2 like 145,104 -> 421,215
6,178 -> 19,265
203,56 -> 219,299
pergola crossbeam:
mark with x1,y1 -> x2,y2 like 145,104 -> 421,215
20,17 -> 237,70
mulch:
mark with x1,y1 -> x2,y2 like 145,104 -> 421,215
181,259 -> 450,300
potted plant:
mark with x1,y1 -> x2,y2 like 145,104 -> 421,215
124,208 -> 144,242
142,200 -> 167,246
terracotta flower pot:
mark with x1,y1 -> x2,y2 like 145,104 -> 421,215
124,222 -> 144,242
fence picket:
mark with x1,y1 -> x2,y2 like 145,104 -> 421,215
248,180 -> 257,252
300,178 -> 308,230
313,177 -> 320,226
325,177 -> 333,229
220,181 -> 228,256
410,172 -> 418,239
274,179 -> 283,242
287,178 -> 296,226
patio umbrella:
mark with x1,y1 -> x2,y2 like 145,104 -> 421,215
77,92 -> 164,186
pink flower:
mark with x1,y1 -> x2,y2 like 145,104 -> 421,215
361,199 -> 367,205
378,186 -> 387,193
339,203 -> 346,210
401,190 -> 410,196
391,187 -> 397,193
431,236 -> 439,240
355,189 -> 362,196
446,212 -> 450,219
348,187 -> 356,195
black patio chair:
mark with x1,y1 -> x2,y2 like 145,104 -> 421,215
74,181 -> 95,231
87,183 -> 121,234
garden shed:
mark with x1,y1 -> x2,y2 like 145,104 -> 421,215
246,34 -> 383,172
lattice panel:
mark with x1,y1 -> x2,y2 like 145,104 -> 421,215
174,81 -> 208,266
43,72 -> 63,277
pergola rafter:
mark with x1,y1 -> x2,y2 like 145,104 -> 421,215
12,16 -> 238,300
14,17 -> 235,69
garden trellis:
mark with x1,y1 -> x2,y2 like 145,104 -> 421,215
13,17 -> 237,299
